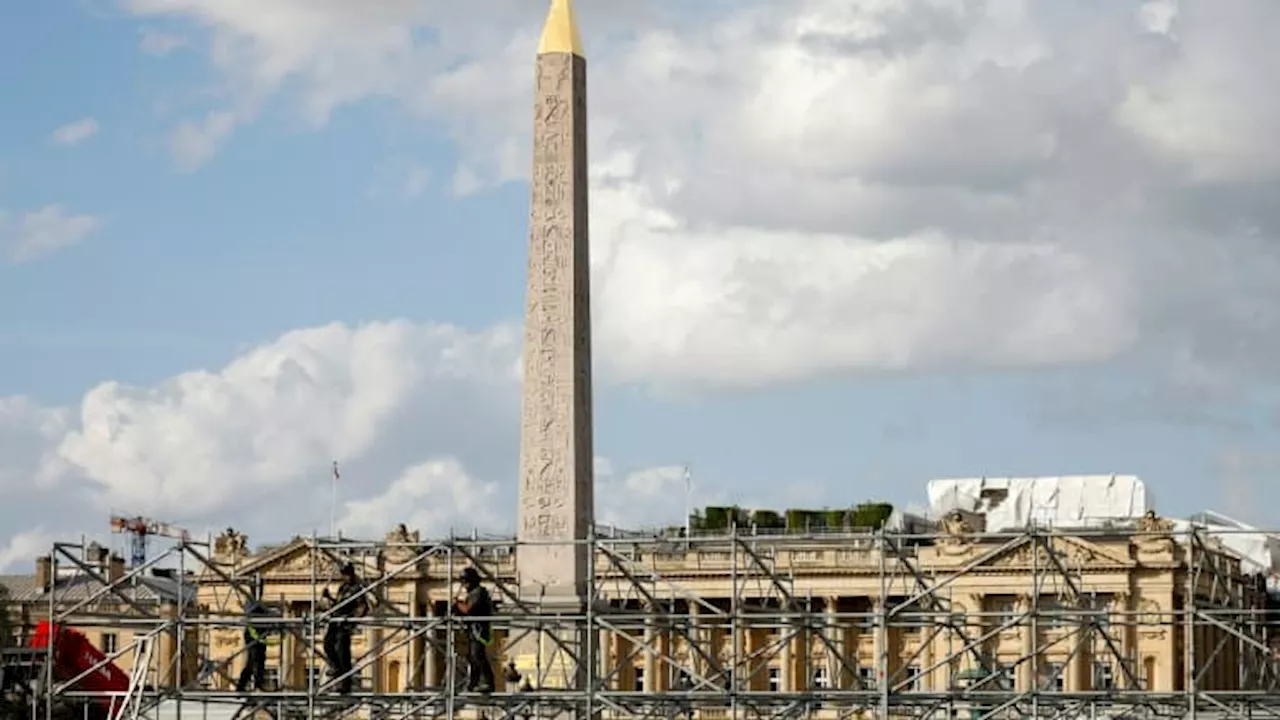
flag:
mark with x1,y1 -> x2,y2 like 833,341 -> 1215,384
683,465 -> 691,492
333,460 -> 340,482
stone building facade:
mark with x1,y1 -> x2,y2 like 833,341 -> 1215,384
187,512 -> 1270,703
0,543 -> 197,689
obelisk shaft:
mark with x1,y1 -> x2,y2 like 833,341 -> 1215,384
517,0 -> 592,605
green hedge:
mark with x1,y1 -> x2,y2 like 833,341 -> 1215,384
689,502 -> 893,532
851,502 -> 894,530
752,510 -> 784,529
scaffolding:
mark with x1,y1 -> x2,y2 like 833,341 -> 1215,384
15,520 -> 1280,720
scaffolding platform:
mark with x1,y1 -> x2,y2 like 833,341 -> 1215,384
7,520 -> 1280,719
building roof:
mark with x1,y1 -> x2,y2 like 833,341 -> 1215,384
0,571 -> 194,607
927,475 -> 1154,531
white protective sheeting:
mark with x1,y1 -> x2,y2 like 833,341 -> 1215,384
926,475 -> 1153,531
145,701 -> 243,720
1179,512 -> 1280,593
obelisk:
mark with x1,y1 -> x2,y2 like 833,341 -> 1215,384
517,0 -> 593,608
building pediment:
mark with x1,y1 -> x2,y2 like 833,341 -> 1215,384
237,540 -> 348,578
973,535 -> 1131,571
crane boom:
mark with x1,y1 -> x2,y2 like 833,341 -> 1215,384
109,514 -> 191,568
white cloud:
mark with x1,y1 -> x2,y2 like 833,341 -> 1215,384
50,118 -> 99,146
0,204 -> 102,263
169,111 -> 239,172
139,28 -> 187,56
46,320 -> 521,520
120,0 -> 1280,390
0,397 -> 70,493
595,462 -> 690,531
338,458 -> 502,538
403,163 -> 431,197
0,321 -> 749,571
0,529 -> 55,573
0,320 -> 522,573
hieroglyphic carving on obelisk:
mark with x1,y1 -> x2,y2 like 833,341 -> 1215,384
517,0 -> 592,606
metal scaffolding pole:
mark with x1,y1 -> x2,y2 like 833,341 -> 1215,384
15,523 -> 1280,720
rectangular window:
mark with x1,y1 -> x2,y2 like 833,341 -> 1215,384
1038,598 -> 1066,627
1093,662 -> 1114,690
634,667 -> 645,692
1042,663 -> 1065,691
306,667 -> 323,690
263,668 -> 280,691
906,665 -> 922,691
813,665 -> 830,689
988,597 -> 1018,627
100,633 -> 117,654
857,666 -> 875,689
768,667 -> 780,692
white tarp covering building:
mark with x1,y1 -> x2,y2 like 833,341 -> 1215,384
926,475 -> 1154,531
1182,511 -> 1280,594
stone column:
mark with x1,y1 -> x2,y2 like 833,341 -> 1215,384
742,625 -> 757,691
825,597 -> 841,690
406,595 -> 418,690
282,604 -> 295,688
597,622 -> 612,690
779,620 -> 793,692
872,595 -> 887,692
425,601 -> 439,688
689,601 -> 703,683
1019,594 -> 1036,692
643,605 -> 657,693
158,604 -> 177,688
960,593 -> 985,682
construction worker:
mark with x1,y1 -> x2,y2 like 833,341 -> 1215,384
453,566 -> 496,692
321,562 -> 368,693
236,599 -> 269,692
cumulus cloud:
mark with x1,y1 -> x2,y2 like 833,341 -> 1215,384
0,205 -> 101,264
595,462 -> 690,531
50,118 -> 99,146
0,321 -> 720,572
338,458 -> 503,539
0,321 -> 519,572
0,529 -> 55,573
119,0 -> 1280,392
48,321 -> 521,519
0,398 -> 70,492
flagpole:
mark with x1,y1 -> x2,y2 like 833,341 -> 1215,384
330,460 -> 339,538
684,464 -> 693,540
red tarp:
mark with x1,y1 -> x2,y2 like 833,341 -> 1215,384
29,620 -> 129,713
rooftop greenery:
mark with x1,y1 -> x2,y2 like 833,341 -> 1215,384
687,502 -> 894,533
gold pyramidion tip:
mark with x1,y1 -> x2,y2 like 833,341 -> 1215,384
537,0 -> 583,57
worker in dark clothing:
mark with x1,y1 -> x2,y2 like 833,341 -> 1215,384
236,599 -> 270,692
322,562 -> 369,693
453,566 -> 495,692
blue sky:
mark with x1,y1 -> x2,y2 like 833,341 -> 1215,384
1,0 -> 1279,567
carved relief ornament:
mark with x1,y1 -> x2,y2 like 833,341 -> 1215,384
214,527 -> 248,561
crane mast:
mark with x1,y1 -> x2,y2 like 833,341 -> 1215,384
109,514 -> 191,568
